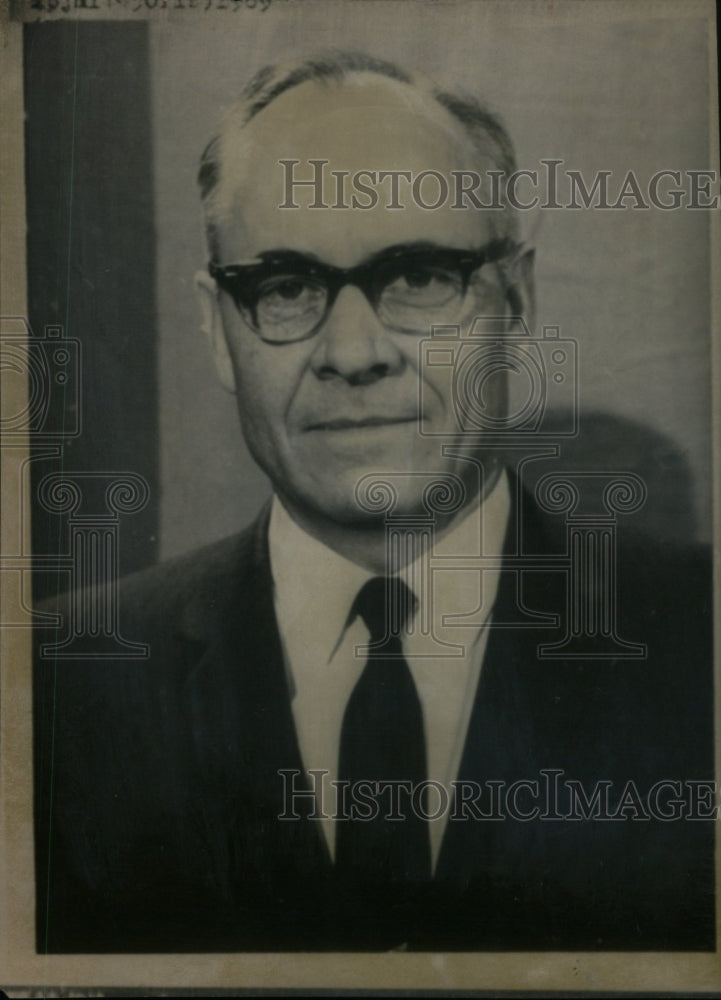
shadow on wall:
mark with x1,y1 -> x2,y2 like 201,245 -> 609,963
519,410 -> 698,546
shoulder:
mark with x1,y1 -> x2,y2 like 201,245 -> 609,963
117,521 -> 258,630
38,507 -> 269,645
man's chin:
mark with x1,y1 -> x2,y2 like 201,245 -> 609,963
295,422 -> 425,465
286,470 -> 472,528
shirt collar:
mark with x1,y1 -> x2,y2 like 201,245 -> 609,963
269,470 -> 510,673
269,500 -> 372,675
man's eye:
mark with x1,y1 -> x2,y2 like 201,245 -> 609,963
384,266 -> 461,303
255,276 -> 327,324
258,277 -> 326,305
400,269 -> 435,290
259,277 -> 314,302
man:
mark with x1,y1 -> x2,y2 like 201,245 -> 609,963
34,51 -> 714,953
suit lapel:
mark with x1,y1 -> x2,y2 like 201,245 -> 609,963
177,507 -> 332,884
435,478 -> 567,885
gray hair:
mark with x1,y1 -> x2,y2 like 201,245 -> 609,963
198,50 -> 519,258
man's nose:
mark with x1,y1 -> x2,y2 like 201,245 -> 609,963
310,286 -> 405,385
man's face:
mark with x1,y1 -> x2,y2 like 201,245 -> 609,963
203,75 -> 530,528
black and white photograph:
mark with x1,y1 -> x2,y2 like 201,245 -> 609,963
0,0 -> 719,992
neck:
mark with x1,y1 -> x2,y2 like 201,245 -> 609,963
276,466 -> 503,574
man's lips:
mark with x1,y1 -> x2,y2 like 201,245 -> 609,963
304,415 -> 418,431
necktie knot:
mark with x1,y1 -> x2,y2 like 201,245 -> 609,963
350,576 -> 417,644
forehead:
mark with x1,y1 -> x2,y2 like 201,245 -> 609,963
215,74 -> 501,265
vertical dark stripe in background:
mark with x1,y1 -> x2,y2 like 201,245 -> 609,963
25,22 -> 158,597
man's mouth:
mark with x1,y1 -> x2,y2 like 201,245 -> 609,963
304,416 -> 418,431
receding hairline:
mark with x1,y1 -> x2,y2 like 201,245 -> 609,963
198,51 -> 519,252
229,70 -> 480,137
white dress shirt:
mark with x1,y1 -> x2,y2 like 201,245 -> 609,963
268,471 -> 510,869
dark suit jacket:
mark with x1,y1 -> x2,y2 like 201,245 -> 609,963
34,485 -> 715,952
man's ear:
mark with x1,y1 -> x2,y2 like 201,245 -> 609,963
505,245 -> 536,334
195,271 -> 237,394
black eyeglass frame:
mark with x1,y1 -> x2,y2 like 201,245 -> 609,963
208,237 -> 521,343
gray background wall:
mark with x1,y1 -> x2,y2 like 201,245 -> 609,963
150,2 -> 714,558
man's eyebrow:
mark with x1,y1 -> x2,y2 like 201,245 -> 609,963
370,240 -> 455,258
220,241 -> 473,273
255,242 -> 461,265
256,248 -> 324,263
215,248 -> 325,267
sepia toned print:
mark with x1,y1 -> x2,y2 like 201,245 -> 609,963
1,0 -> 719,993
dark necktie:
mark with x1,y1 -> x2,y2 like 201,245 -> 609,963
335,576 -> 432,886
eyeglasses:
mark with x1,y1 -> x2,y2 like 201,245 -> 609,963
208,238 -> 520,344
